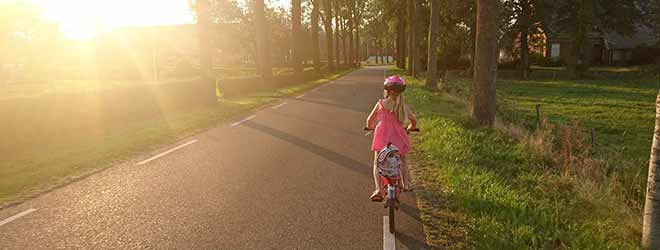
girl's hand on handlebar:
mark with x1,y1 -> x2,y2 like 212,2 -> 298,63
364,127 -> 374,136
406,125 -> 419,133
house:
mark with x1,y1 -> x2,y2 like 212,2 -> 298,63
544,25 -> 660,65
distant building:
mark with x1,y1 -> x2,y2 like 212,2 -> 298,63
544,25 -> 660,65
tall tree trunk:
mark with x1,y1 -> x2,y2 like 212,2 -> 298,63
471,0 -> 498,127
425,0 -> 440,90
520,29 -> 530,79
355,25 -> 360,65
348,4 -> 354,68
196,0 -> 216,102
643,89 -> 660,249
379,39 -> 383,64
519,0 -> 531,80
378,38 -> 387,64
413,0 -> 424,75
322,0 -> 335,71
387,41 -> 391,64
406,0 -> 416,75
375,40 -> 380,64
468,24 -> 476,76
292,0 -> 303,76
353,2 -> 360,66
311,0 -> 321,72
385,41 -> 389,64
569,0 -> 595,79
334,0 -> 341,67
342,19 -> 348,66
254,0 -> 272,79
336,11 -> 342,66
396,16 -> 407,69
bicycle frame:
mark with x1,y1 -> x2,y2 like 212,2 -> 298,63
383,176 -> 400,206
383,175 -> 400,233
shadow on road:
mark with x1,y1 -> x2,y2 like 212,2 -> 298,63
242,120 -> 371,176
399,199 -> 423,225
290,97 -> 371,113
397,231 -> 432,250
271,111 -> 364,136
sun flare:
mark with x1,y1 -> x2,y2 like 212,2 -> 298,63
35,0 -> 195,40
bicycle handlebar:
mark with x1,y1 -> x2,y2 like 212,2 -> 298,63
364,127 -> 420,132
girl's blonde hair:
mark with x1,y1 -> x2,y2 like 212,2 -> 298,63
385,90 -> 407,124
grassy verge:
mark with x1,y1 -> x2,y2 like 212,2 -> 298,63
393,69 -> 644,249
0,69 -> 354,208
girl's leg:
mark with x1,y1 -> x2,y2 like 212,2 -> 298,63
373,152 -> 383,192
400,155 -> 410,190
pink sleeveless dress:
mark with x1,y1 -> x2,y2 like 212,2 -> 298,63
371,99 -> 411,155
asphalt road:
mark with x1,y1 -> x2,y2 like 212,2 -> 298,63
0,66 -> 429,250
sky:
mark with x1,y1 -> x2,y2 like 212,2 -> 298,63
33,0 -> 291,40
34,0 -> 196,39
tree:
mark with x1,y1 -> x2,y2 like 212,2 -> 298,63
425,0 -> 441,90
194,0 -> 217,102
334,0 -> 341,67
311,0 -> 321,72
406,0 -> 416,75
471,0 -> 498,126
643,3 -> 660,248
322,0 -> 335,71
413,0 -> 425,75
347,0 -> 355,67
292,0 -> 303,76
644,88 -> 660,249
515,0 -> 532,79
254,0 -> 273,79
0,1 -> 42,84
396,5 -> 407,69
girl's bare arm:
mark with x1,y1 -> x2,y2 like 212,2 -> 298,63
404,103 -> 417,129
366,102 -> 379,129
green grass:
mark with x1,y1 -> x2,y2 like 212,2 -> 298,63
434,69 -> 656,162
0,69 -> 354,208
496,78 -> 656,159
0,78 -> 201,100
1,66 -> 318,100
392,68 -> 645,249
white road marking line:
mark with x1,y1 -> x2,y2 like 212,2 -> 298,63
136,140 -> 199,165
271,102 -> 287,110
296,94 -> 305,99
0,209 -> 37,227
383,216 -> 396,250
230,115 -> 257,127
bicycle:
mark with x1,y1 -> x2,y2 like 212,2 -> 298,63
364,127 -> 419,233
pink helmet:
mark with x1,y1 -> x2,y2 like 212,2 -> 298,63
384,75 -> 406,92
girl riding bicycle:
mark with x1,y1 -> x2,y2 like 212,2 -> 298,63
365,75 -> 417,201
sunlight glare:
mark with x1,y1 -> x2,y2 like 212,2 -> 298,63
35,0 -> 194,40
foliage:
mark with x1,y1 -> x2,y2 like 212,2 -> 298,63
0,1 -> 66,83
391,68 -> 645,249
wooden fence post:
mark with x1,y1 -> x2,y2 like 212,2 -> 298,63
591,128 -> 596,150
512,101 -> 517,123
536,104 -> 541,129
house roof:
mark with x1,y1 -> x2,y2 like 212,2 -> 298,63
545,24 -> 658,50
603,25 -> 658,50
